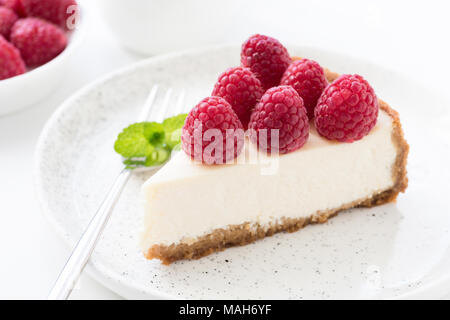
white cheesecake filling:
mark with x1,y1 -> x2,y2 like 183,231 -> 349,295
140,110 -> 396,250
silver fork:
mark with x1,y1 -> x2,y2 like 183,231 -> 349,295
48,86 -> 185,300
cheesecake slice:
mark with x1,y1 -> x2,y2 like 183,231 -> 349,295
140,69 -> 409,264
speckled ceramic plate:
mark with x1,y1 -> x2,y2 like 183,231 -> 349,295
35,45 -> 450,299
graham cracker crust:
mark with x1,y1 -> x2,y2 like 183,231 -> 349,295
144,66 -> 409,265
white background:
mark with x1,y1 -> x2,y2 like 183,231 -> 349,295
0,0 -> 449,299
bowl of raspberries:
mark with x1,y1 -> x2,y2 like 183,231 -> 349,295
0,0 -> 84,115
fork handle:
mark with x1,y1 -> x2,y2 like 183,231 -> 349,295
48,169 -> 132,300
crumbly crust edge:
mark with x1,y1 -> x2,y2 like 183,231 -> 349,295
144,66 -> 409,265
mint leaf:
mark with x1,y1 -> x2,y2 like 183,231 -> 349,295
114,113 -> 187,169
163,113 -> 187,149
143,122 -> 165,146
123,159 -> 147,169
114,122 -> 164,158
145,146 -> 170,166
114,124 -> 153,158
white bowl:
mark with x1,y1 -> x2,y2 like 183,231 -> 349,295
97,0 -> 242,56
0,8 -> 87,116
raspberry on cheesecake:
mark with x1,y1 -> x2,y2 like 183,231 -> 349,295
181,96 -> 244,165
212,66 -> 264,129
315,74 -> 379,142
281,58 -> 328,119
248,85 -> 309,154
241,34 -> 291,90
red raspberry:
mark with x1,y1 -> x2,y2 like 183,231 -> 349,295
10,17 -> 67,67
0,0 -> 25,16
315,74 -> 379,142
248,85 -> 309,154
182,96 -> 244,165
241,34 -> 291,90
211,67 -> 264,129
20,0 -> 78,30
0,6 -> 18,39
280,58 -> 328,119
0,35 -> 26,80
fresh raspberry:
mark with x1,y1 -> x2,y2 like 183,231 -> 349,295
0,35 -> 26,80
211,66 -> 264,129
20,0 -> 78,30
0,0 -> 25,16
0,6 -> 18,39
182,96 -> 244,164
10,17 -> 67,67
241,34 -> 291,90
315,74 -> 379,142
280,58 -> 328,119
248,85 -> 309,154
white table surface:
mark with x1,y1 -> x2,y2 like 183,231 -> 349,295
0,0 -> 449,299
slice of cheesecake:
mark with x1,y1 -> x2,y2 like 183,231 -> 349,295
140,69 -> 409,265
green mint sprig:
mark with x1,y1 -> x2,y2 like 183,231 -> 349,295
114,113 -> 187,169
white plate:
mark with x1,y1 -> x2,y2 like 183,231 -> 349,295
35,45 -> 450,299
